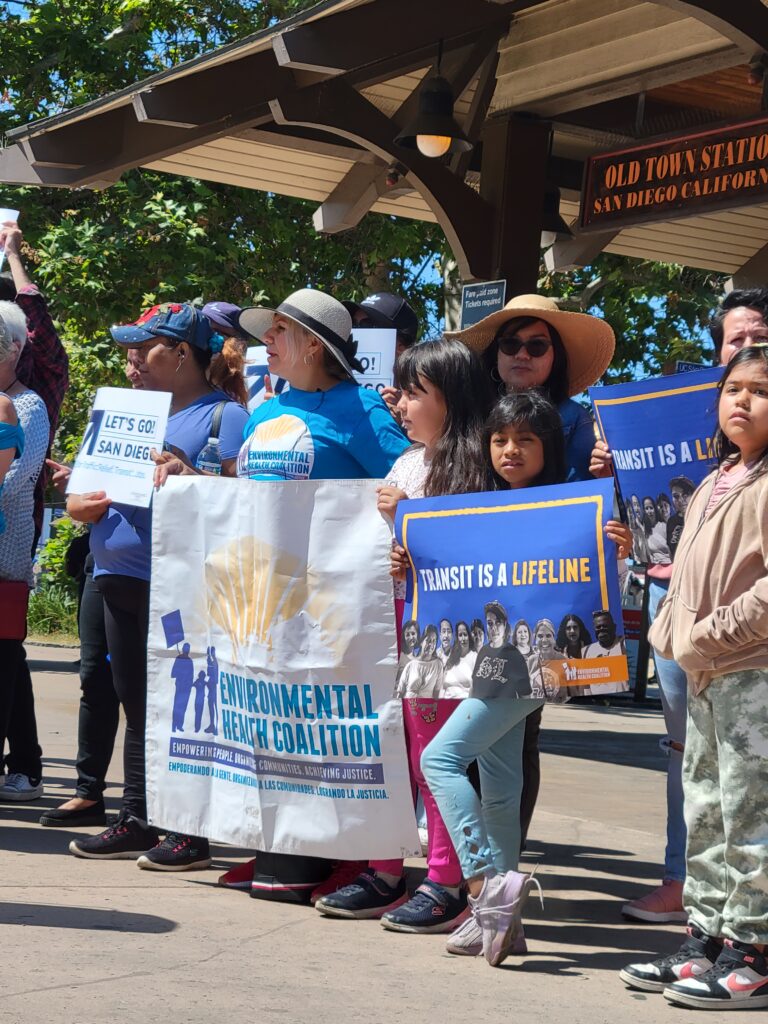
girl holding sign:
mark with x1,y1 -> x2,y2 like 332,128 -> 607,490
621,345 -> 768,1010
316,338 -> 493,932
421,392 -> 631,966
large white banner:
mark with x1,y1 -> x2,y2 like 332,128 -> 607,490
146,477 -> 420,859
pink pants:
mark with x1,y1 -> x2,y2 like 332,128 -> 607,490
371,597 -> 462,887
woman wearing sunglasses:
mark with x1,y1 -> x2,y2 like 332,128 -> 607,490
447,294 -> 614,481
447,295 -> 615,852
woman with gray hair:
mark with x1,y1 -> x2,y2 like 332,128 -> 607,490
0,302 -> 50,802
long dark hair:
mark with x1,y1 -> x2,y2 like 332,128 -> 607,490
556,614 -> 591,657
714,345 -> 768,473
445,620 -> 470,670
485,391 -> 567,488
482,315 -> 570,405
641,495 -> 657,536
397,338 -> 495,496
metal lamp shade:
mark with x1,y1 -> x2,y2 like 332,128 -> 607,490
394,74 -> 473,155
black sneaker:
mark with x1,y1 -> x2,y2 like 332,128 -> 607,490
137,833 -> 212,871
315,872 -> 407,919
664,940 -> 768,1010
69,815 -> 159,860
619,926 -> 722,993
381,879 -> 469,934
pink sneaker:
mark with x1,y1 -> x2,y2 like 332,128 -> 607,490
622,879 -> 687,923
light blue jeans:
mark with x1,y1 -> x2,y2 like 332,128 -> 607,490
649,578 -> 688,882
421,697 -> 545,880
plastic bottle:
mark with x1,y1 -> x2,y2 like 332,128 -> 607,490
195,436 -> 222,475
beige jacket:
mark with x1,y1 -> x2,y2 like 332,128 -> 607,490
648,466 -> 768,693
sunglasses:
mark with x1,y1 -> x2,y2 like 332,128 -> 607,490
497,335 -> 552,358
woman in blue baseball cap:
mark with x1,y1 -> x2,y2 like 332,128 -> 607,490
66,302 -> 249,869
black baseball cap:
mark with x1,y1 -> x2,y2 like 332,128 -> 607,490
343,292 -> 419,344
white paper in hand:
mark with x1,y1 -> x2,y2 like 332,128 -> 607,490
0,209 -> 20,272
351,328 -> 396,394
67,387 -> 172,507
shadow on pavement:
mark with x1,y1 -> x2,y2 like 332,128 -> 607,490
26,658 -> 79,675
0,901 -> 176,933
540,727 -> 666,771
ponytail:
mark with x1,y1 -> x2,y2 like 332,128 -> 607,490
208,337 -> 247,406
188,336 -> 247,406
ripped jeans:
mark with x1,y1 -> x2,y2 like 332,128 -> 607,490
421,697 -> 545,880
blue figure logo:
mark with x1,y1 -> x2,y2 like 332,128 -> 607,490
204,646 -> 219,735
170,642 -> 194,733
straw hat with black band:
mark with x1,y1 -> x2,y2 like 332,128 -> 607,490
445,294 -> 615,396
239,289 -> 364,378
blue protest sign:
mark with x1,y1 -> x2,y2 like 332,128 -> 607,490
161,609 -> 185,648
590,366 -> 722,564
395,479 -> 628,699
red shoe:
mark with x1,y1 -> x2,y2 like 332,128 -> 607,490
310,861 -> 368,905
622,879 -> 686,923
218,858 -> 256,890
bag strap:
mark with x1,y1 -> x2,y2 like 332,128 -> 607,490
209,400 -> 228,440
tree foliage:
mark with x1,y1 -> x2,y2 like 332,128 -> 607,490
0,0 -> 731,455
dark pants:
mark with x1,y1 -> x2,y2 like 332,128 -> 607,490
94,573 -> 149,820
75,564 -> 119,799
0,640 -> 43,780
520,704 -> 543,844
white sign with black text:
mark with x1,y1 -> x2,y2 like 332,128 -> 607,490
67,387 -> 172,507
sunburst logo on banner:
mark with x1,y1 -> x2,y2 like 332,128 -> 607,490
204,535 -> 348,662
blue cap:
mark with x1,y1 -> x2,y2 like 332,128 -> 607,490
110,302 -> 214,350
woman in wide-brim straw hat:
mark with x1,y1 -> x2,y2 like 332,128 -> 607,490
217,287 -> 410,900
446,293 -> 615,481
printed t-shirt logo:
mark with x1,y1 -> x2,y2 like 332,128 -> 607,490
240,413 -> 315,480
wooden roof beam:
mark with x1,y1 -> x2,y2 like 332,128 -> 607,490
271,79 -> 494,280
273,0 -> 514,76
654,1 -> 768,56
544,227 -> 619,273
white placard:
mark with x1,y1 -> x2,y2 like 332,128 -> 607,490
146,476 -> 420,858
0,208 -> 20,272
352,327 -> 396,393
67,387 -> 172,507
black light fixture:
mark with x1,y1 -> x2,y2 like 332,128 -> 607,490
395,44 -> 472,158
540,187 -> 573,248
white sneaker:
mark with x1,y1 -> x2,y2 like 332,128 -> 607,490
470,870 -> 542,967
0,773 -> 44,801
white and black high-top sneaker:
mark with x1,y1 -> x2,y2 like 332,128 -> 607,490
619,926 -> 722,993
664,939 -> 768,1010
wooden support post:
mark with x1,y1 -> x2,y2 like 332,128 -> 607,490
479,116 -> 551,295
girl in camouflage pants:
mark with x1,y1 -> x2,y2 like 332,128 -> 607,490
621,345 -> 768,1011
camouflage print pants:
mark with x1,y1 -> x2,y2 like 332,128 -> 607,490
683,669 -> 768,944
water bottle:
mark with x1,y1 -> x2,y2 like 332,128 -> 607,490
195,436 -> 222,475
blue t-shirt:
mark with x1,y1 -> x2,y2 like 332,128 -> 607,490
237,380 -> 408,481
91,391 -> 249,581
559,398 -> 594,482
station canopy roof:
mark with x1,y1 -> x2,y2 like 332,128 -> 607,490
4,0 -> 768,279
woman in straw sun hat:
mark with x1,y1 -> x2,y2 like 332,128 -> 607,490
446,293 -> 615,482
